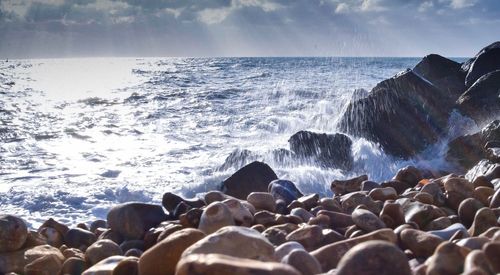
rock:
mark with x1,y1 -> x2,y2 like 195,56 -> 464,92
340,192 -> 380,214
82,255 -> 126,275
274,242 -> 305,260
179,208 -> 203,228
456,237 -> 489,250
0,215 -> 28,253
368,187 -> 397,201
413,53 -> 466,98
483,242 -> 500,273
24,254 -> 63,275
85,239 -> 123,266
98,229 -> 124,245
61,257 -> 87,275
288,130 -> 353,170
90,220 -> 107,234
424,216 -> 452,231
119,240 -> 143,253
221,161 -> 278,199
463,250 -> 494,275
0,245 -> 65,274
64,228 -> 97,251
361,180 -> 379,192
269,180 -> 303,205
107,202 -> 167,240
176,253 -> 301,275
222,199 -> 253,226
298,193 -> 319,210
290,208 -> 314,223
317,210 -> 354,228
351,208 -> 386,232
458,198 -> 484,227
198,202 -> 235,234
247,192 -> 276,212
311,228 -> 397,272
336,240 -> 412,275
459,71 -> 500,126
161,192 -> 204,214
425,242 -> 467,275
466,159 -> 500,183
473,186 -> 493,206
23,230 -> 48,248
331,175 -> 367,195
138,228 -> 205,275
39,218 -> 69,237
285,225 -> 323,251
281,249 -> 322,275
39,227 -> 63,248
262,227 -> 287,246
62,248 -> 84,259
394,166 -> 423,187
428,223 -> 469,240
464,41 -> 500,88
468,207 -> 497,236
447,120 -> 500,170
113,256 -> 139,275
379,202 -> 405,229
380,180 -> 411,194
339,69 -> 452,158
491,188 -> 500,208
181,226 -> 275,261
400,229 -> 444,258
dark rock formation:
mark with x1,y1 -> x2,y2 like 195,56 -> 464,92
462,41 -> 500,87
339,69 -> 452,158
457,70 -> 500,126
288,131 -> 353,170
221,161 -> 278,200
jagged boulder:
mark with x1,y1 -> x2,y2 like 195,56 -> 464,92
221,161 -> 278,200
413,54 -> 466,98
457,70 -> 500,126
447,120 -> 500,170
288,131 -> 353,170
462,41 -> 500,87
339,69 -> 452,158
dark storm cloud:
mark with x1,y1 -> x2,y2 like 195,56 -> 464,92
0,0 -> 499,58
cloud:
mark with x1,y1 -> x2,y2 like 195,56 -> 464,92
418,1 -> 434,12
335,3 -> 350,14
450,0 -> 478,9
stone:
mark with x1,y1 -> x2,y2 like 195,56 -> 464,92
339,69 -> 453,158
222,199 -> 253,226
179,208 -> 203,228
317,210 -> 354,228
336,240 -> 412,275
138,228 -> 205,275
221,161 -> 278,199
0,245 -> 65,274
161,192 -> 204,213
274,241 -> 305,261
361,180 -> 379,192
341,192 -> 380,214
318,198 -> 342,212
379,202 -> 405,229
400,229 -> 444,258
380,180 -> 411,195
269,180 -> 303,205
403,201 -> 434,228
456,237 -> 489,250
39,218 -> 69,237
113,256 -> 139,275
490,188 -> 500,208
23,230 -> 48,248
98,229 -> 124,245
85,239 -> 123,266
62,248 -> 84,259
368,187 -> 397,201
247,192 -> 276,212
463,41 -> 500,88
289,207 -> 313,222
285,225 -> 323,251
394,166 -> 423,187
107,202 -> 167,240
460,70 -> 500,126
428,223 -> 469,240
281,249 -> 322,275
118,240 -> 143,254
82,255 -> 126,275
413,192 -> 434,205
181,226 -> 275,261
64,228 -> 97,251
458,198 -> 485,227
351,208 -> 385,232
413,53 -> 466,98
463,250 -> 494,275
298,193 -> 319,210
24,254 -> 63,275
468,207 -> 497,236
0,214 -> 28,253
425,242 -> 467,275
311,228 -> 397,272
125,249 -> 142,257
39,227 -> 63,248
198,202 -> 235,234
90,220 -> 107,234
61,257 -> 87,275
175,253 -> 301,275
473,186 -> 494,206
262,227 -> 287,246
483,242 -> 500,273
424,216 -> 452,231
288,130 -> 354,170
331,175 -> 367,195
466,160 -> 500,184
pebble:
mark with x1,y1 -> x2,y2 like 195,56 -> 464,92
0,214 -> 28,253
198,202 -> 235,234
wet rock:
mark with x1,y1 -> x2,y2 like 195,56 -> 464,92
361,180 -> 379,192
82,255 -> 126,275
458,198 -> 485,227
331,175 -> 367,195
483,242 -> 500,273
24,254 -> 63,275
138,228 -> 205,275
107,202 -> 167,240
281,249 -> 322,275
425,242 -> 467,275
368,187 -> 397,201
311,228 -> 397,272
0,214 -> 28,253
64,228 -> 97,251
463,41 -> 500,88
352,208 -> 385,232
424,216 -> 452,231
339,69 -> 452,158
298,193 -> 319,210
99,229 -> 124,245
181,226 -> 275,261
247,192 -> 276,212
198,202 -> 235,234
463,250 -> 494,275
473,186 -> 493,206
288,130 -> 354,170
466,159 -> 500,184
336,240 -> 412,275
119,240 -> 143,253
403,201 -> 434,228
290,207 -> 314,222
176,253 -> 301,275
285,225 -> 323,251
90,220 -> 107,234
0,245 -> 65,274
460,70 -> 500,126
341,192 -> 380,214
379,202 -> 405,229
380,180 -> 411,195
274,241 -> 305,261
124,248 -> 142,257
62,248 -> 84,259
456,237 -> 489,250
222,199 -> 253,226
318,198 -> 342,212
468,207 -> 497,236
317,210 -> 354,228
221,161 -> 278,199
23,230 -> 48,248
113,256 -> 139,275
269,180 -> 303,205
490,187 -> 500,208
394,166 -> 423,187
61,257 -> 87,275
179,208 -> 203,228
429,223 -> 469,240
161,192 -> 204,214
39,218 -> 69,237
400,229 -> 444,258
85,239 -> 123,266
262,227 -> 287,246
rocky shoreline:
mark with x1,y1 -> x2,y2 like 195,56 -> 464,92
1,42 -> 499,274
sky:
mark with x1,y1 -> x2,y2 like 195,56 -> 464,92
0,0 -> 499,58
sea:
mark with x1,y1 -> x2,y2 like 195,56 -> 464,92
0,57 -> 473,227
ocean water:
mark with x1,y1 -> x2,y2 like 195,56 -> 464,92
0,57 -> 471,227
